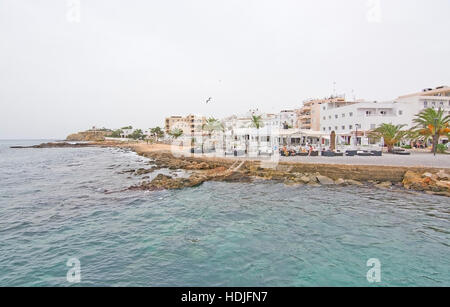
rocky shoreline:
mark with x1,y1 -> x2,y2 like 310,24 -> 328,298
10,141 -> 121,149
11,141 -> 450,197
121,145 -> 450,197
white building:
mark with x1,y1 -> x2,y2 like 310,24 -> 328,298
279,110 -> 296,129
319,85 -> 450,146
396,86 -> 450,118
120,128 -> 134,138
320,101 -> 414,146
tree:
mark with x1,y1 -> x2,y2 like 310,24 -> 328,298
411,108 -> 450,153
250,115 -> 264,155
129,129 -> 145,140
202,118 -> 224,152
150,127 -> 165,141
368,123 -> 408,153
250,115 -> 263,129
109,129 -> 123,138
169,128 -> 183,139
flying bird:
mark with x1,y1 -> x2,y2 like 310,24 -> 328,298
206,97 -> 212,104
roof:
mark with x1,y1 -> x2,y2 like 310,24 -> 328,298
398,86 -> 450,99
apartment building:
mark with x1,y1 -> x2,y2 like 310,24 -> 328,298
396,86 -> 450,117
297,95 -> 356,130
320,101 -> 410,144
164,115 -> 206,136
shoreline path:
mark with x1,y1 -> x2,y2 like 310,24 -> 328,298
127,143 -> 450,169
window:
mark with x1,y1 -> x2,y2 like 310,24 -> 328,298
323,127 -> 326,131
329,116 -> 331,119
335,114 -> 338,119
424,101 -> 428,107
342,113 -> 345,118
349,112 -> 353,117
366,111 -> 372,116
380,111 -> 386,115
323,116 -> 326,120
370,124 -> 376,129
432,101 -> 436,106
342,125 -> 345,130
349,125 -> 353,130
328,127 -> 332,131
399,110 -> 403,115
323,107 -> 326,111
335,126 -> 338,130
440,101 -> 444,106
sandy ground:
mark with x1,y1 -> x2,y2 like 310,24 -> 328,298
119,142 -> 450,169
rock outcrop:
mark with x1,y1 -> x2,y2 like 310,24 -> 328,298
10,142 -> 94,149
129,166 -> 252,191
132,173 -> 209,191
316,175 -> 335,185
66,131 -> 107,142
402,170 -> 450,196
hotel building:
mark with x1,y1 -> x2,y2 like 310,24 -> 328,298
297,95 -> 356,131
164,115 -> 206,136
320,85 -> 450,146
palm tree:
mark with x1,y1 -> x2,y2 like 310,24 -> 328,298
368,123 -> 408,153
411,108 -> 450,153
150,126 -> 164,142
202,118 -> 224,153
250,115 -> 264,155
169,128 -> 183,140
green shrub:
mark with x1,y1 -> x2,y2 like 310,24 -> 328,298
436,144 -> 447,154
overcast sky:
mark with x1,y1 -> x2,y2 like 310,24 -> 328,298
1,0 -> 449,139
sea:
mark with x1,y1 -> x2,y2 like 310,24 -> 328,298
0,140 -> 449,286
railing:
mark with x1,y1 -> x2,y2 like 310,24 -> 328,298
362,114 -> 395,117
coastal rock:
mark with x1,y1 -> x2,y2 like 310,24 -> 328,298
299,176 -> 311,184
345,179 -> 363,186
10,142 -> 93,149
206,167 -> 228,175
212,171 -> 252,183
134,167 -> 157,176
376,181 -> 392,189
422,172 -> 433,179
316,175 -> 335,185
131,173 -> 208,191
335,178 -> 346,186
66,131 -> 106,142
184,161 -> 212,170
435,180 -> 450,190
436,170 -> 450,180
403,171 -> 429,191
402,171 -> 450,194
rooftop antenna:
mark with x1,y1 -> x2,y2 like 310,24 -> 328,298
333,82 -> 337,98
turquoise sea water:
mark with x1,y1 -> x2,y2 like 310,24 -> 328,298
0,140 -> 449,286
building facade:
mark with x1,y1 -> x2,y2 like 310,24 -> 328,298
320,101 -> 413,145
396,86 -> 450,118
164,115 -> 206,136
279,110 -> 296,129
297,95 -> 356,131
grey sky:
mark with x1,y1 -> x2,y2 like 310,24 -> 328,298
1,0 -> 449,139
